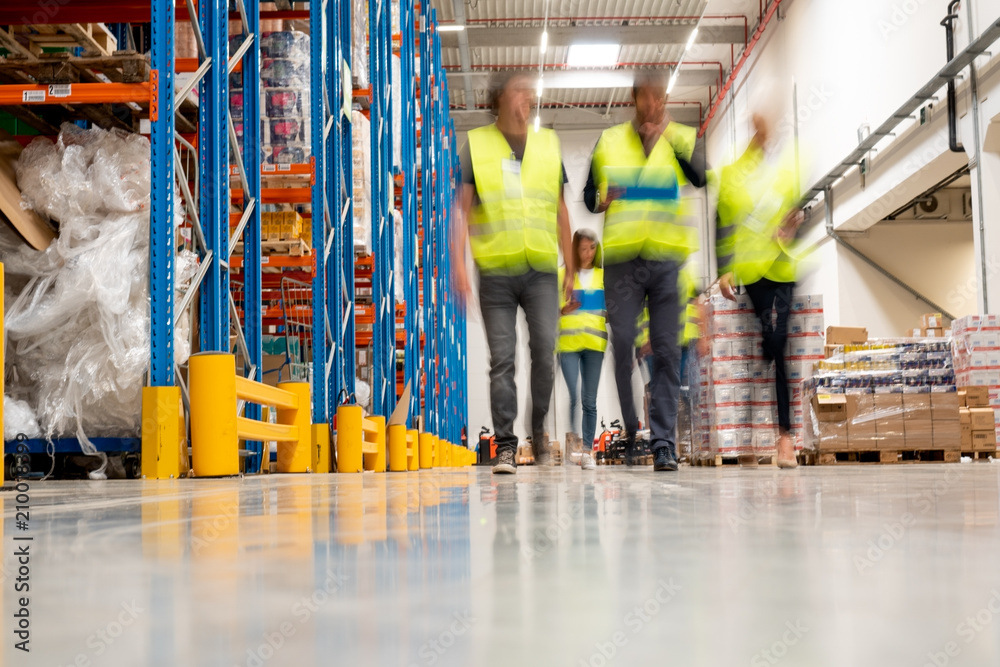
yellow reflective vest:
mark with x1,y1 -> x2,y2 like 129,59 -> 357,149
558,267 -> 608,353
467,124 -> 562,276
592,121 -> 698,266
714,143 -> 801,285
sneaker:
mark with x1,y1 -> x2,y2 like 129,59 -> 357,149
492,449 -> 517,474
653,448 -> 678,472
579,452 -> 596,470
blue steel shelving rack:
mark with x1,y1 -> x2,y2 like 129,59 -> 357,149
0,0 -> 468,463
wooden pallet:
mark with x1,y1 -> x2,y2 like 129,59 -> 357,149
961,451 -> 997,462
1,23 -> 118,59
598,455 -> 654,466
804,449 -> 962,465
235,239 -> 312,257
691,454 -> 781,467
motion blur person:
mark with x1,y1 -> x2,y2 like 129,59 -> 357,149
453,71 -> 575,474
714,110 -> 805,469
585,70 -> 707,471
557,229 -> 606,470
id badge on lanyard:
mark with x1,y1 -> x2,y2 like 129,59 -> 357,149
502,157 -> 522,198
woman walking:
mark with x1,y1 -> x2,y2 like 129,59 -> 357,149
558,229 -> 606,470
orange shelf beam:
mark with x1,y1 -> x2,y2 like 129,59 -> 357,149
0,82 -> 151,105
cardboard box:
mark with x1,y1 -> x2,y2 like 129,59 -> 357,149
824,345 -> 840,358
812,394 -> 848,422
903,393 -> 933,420
826,326 -> 868,345
904,419 -> 935,449
965,386 -> 990,407
809,294 -> 824,310
959,407 -> 971,424
971,429 -> 998,451
958,391 -> 967,407
818,420 -> 848,451
922,327 -> 946,338
849,395 -> 877,450
969,407 -> 996,430
933,420 -> 961,449
922,313 -> 945,329
930,393 -> 960,421
906,328 -> 922,337
961,423 -> 973,449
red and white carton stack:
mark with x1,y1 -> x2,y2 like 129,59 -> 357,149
951,314 -> 1000,442
692,291 -> 824,460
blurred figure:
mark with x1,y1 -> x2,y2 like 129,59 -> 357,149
714,111 -> 805,469
558,229 -> 606,470
453,71 -> 575,474
584,71 -> 707,471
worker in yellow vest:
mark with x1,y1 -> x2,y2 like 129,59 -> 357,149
585,71 -> 707,471
453,71 -> 575,474
557,229 -> 606,470
714,111 -> 804,469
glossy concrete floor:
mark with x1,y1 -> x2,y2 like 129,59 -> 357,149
6,463 -> 1000,667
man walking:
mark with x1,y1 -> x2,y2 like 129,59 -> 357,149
453,71 -> 575,474
584,71 -> 707,471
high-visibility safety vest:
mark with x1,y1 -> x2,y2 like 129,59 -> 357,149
714,143 -> 801,285
633,263 -> 700,348
467,124 -> 562,276
557,267 -> 608,353
592,121 -> 699,266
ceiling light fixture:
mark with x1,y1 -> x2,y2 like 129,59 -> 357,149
437,24 -> 465,32
540,30 -> 549,54
686,27 -> 699,50
667,70 -> 679,94
537,77 -> 544,98
534,115 -> 541,132
566,43 -> 621,68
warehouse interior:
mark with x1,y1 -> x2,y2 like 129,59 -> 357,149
0,1 -> 999,665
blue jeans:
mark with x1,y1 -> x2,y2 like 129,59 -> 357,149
559,349 -> 605,448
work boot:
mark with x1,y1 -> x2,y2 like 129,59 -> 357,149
533,434 -> 552,466
653,448 -> 678,472
492,449 -> 516,474
624,432 -> 636,467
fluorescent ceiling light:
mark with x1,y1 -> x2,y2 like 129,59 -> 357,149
537,77 -> 544,98
534,115 -> 541,132
540,30 -> 549,54
667,70 -> 679,94
686,28 -> 698,50
437,24 -> 465,32
566,43 -> 620,68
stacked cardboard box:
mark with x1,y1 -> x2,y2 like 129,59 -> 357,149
692,292 -> 824,458
951,315 -> 1000,450
960,386 -> 998,453
260,211 -> 305,243
805,339 -> 959,451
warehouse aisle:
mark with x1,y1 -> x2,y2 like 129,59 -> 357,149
12,466 -> 1000,666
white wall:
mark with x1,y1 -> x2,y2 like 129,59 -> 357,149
703,0 -> 997,333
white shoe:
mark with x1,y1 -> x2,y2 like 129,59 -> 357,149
579,453 -> 596,470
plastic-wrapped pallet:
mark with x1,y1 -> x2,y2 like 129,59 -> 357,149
3,124 -> 187,476
804,339 -> 958,453
691,289 -> 824,461
393,208 -> 405,301
352,0 -> 369,88
952,315 -> 1000,441
392,54 -> 402,168
259,30 -> 311,163
351,110 -> 372,253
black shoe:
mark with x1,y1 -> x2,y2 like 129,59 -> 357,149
532,436 -> 552,466
492,449 -> 516,474
653,448 -> 678,472
624,433 -> 636,467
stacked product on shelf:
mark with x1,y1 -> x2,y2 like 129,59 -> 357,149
352,0 -> 369,88
352,109 -> 372,253
904,312 -> 950,338
804,337 -> 961,454
960,386 -> 998,453
260,30 -> 311,165
691,291 -> 825,459
952,314 -> 1000,443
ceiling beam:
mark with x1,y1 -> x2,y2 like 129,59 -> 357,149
440,24 -> 745,49
450,0 -> 476,111
449,107 -> 702,132
447,68 -> 719,89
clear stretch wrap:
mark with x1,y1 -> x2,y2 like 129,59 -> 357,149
3,124 -> 186,473
352,0 -> 369,88
392,53 -> 401,168
352,110 -> 372,252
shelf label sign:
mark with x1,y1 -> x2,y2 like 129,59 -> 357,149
22,90 -> 46,103
48,84 -> 71,98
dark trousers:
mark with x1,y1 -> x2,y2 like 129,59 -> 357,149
479,270 -> 559,454
604,258 -> 682,456
744,278 -> 795,433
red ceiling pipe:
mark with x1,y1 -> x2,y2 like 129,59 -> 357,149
442,61 -> 725,87
698,0 -> 783,138
455,100 -> 703,119
457,15 -> 747,23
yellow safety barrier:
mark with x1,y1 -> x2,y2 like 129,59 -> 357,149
388,424 -> 407,472
336,404 -> 386,473
190,352 -> 318,476
419,433 -> 433,469
407,429 -> 419,471
433,436 -> 441,467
